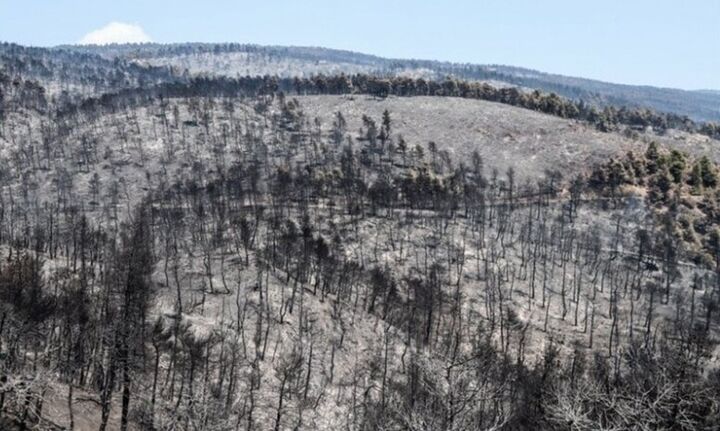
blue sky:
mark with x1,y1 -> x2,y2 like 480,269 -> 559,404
1,0 -> 718,90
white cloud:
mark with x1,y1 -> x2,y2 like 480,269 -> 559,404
78,22 -> 152,45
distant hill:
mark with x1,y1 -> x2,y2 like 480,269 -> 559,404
0,42 -> 176,99
61,42 -> 720,122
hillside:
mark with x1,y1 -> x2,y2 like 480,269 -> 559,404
62,43 -> 720,122
296,94 -> 720,179
0,43 -> 177,100
0,47 -> 719,430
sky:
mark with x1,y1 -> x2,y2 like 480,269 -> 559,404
1,0 -> 718,90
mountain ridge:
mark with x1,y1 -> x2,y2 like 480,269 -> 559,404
54,42 -> 720,122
